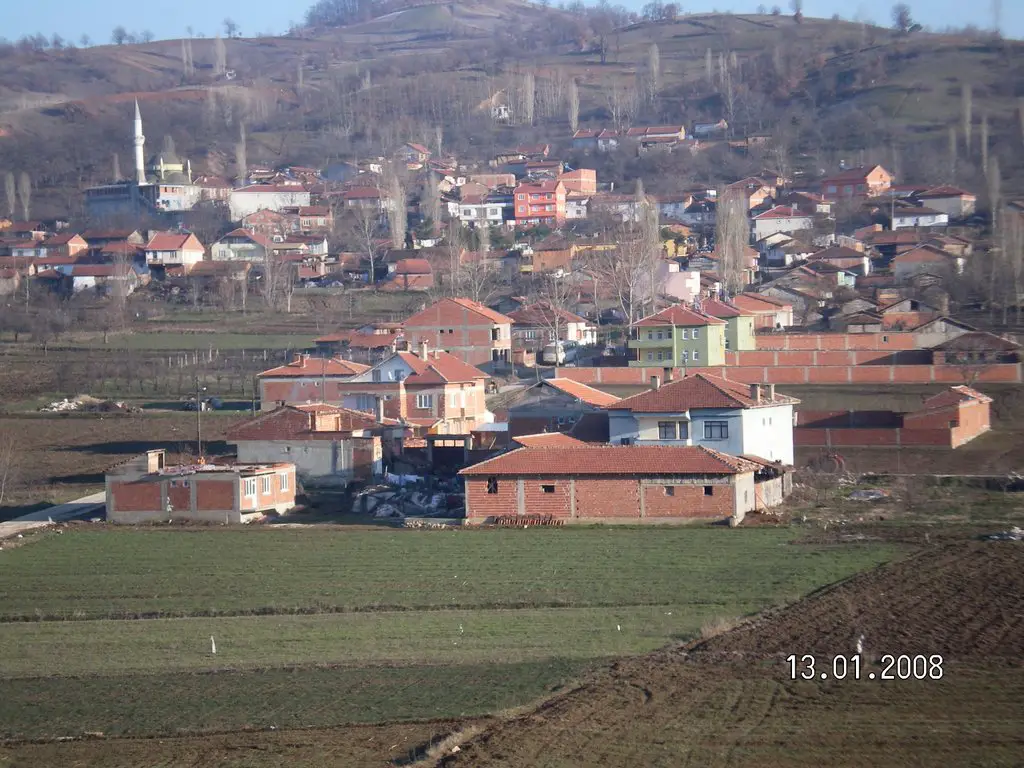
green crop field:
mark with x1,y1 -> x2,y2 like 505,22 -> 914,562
0,527 -> 898,739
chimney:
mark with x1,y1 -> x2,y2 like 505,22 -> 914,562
750,383 -> 761,403
375,396 -> 385,424
663,367 -> 673,382
419,340 -> 429,360
651,375 -> 661,390
766,383 -> 775,401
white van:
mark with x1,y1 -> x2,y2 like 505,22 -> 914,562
541,340 -> 578,365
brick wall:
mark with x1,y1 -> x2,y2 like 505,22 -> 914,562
754,332 -> 919,351
465,474 -> 739,523
109,481 -> 162,515
794,427 -> 954,448
194,478 -> 237,511
556,364 -> 1022,386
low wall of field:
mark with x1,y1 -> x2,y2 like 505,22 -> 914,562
559,364 -> 1022,386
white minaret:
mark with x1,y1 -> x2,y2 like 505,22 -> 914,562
133,100 -> 146,185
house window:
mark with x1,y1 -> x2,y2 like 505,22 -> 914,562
372,369 -> 382,382
646,351 -> 654,361
659,421 -> 677,440
725,337 -> 730,349
244,478 -> 257,497
647,331 -> 653,340
664,486 -> 675,496
541,484 -> 555,493
656,351 -> 664,361
280,472 -> 290,491
680,351 -> 689,362
416,394 -> 433,409
680,328 -> 688,339
487,477 -> 498,494
656,330 -> 664,340
679,422 -> 689,439
704,485 -> 714,496
517,194 -> 525,200
261,475 -> 272,495
692,328 -> 699,339
693,351 -> 700,361
356,395 -> 375,412
704,421 -> 728,440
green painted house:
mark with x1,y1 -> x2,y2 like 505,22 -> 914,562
628,304 -> 727,367
701,298 -> 756,351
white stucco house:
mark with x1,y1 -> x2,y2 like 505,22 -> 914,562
751,206 -> 814,241
891,206 -> 949,230
229,183 -> 312,221
605,372 -> 798,465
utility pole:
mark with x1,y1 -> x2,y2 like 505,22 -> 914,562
196,376 -> 207,461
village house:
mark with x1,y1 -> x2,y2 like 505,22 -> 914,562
143,232 -> 205,274
69,263 -> 141,295
700,298 -> 756,351
81,229 -> 145,249
381,258 -> 434,291
228,183 -> 311,220
726,177 -> 776,210
890,206 -> 949,230
105,450 -> 296,524
227,404 -> 406,488
331,345 -> 493,435
629,304 -> 727,367
780,191 -> 833,216
508,303 -> 598,350
258,355 -> 372,409
819,165 -> 893,199
751,206 -> 814,241
557,168 -> 598,196
504,378 -> 620,441
891,244 -> 963,281
459,442 -> 789,524
514,180 -> 567,227
313,323 -> 405,365
402,297 -> 513,369
211,229 -> 273,263
930,331 -> 1022,366
654,261 -> 701,303
607,372 -> 799,465
806,245 -> 872,275
731,292 -> 794,330
912,186 -> 977,218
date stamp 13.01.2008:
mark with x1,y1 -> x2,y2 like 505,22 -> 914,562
786,654 -> 944,681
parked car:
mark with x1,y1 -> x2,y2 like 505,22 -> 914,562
541,340 -> 578,366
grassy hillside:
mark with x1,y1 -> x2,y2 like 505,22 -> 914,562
1,6 -> 1022,216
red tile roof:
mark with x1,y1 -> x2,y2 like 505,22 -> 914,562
916,385 -> 993,412
394,350 -> 489,384
607,372 -> 798,412
394,258 -> 432,275
700,298 -> 748,319
733,292 -> 792,310
508,303 -> 589,327
917,185 -> 975,199
753,206 -> 808,220
931,332 -> 1021,352
404,297 -> 513,327
146,233 -> 203,251
227,404 -> 400,441
634,304 -> 726,327
460,444 -> 762,477
512,433 -> 588,448
542,378 -> 620,407
259,356 -> 370,378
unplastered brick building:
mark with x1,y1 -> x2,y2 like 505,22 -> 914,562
460,442 -> 789,524
105,450 -> 296,524
402,297 -> 513,369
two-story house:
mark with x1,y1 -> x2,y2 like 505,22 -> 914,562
751,206 -> 814,241
628,304 -> 727,367
403,297 -> 513,369
228,183 -> 312,220
513,180 -> 566,227
700,298 -> 755,351
258,355 -> 372,409
505,378 -> 619,441
211,229 -> 272,263
732,292 -> 794,330
336,345 -> 492,435
143,232 -> 205,274
820,165 -> 893,200
606,372 -> 799,464
508,302 -> 598,351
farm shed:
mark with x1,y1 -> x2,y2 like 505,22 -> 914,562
459,443 -> 789,525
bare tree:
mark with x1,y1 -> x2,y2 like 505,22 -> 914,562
0,430 -> 20,506
111,26 -> 129,45
1004,205 -> 1024,325
262,257 -> 295,313
223,18 -> 239,38
646,43 -> 661,104
453,259 -> 502,305
961,84 -> 973,155
4,172 -> 15,218
715,187 -> 750,295
422,171 -> 442,237
521,71 -> 536,126
235,122 -> 248,183
980,113 -> 990,172
17,172 -> 31,221
705,47 -> 713,83
567,78 -> 579,133
891,3 -> 913,32
948,124 -> 958,182
344,206 -> 382,285
382,164 -> 406,249
987,157 -> 1002,321
213,34 -> 227,76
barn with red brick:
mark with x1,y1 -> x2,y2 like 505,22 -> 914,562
459,443 -> 790,524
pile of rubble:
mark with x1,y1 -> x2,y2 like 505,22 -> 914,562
356,477 -> 465,521
39,395 -> 138,414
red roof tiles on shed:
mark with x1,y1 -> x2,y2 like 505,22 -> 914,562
607,372 -> 798,412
